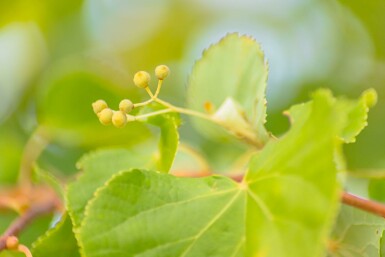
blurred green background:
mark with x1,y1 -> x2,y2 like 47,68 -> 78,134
0,0 -> 384,186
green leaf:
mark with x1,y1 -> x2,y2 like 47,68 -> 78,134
79,169 -> 245,257
78,90 -> 349,257
144,105 -> 180,173
244,89 -> 343,256
187,33 -> 269,144
66,148 -> 153,228
284,89 -> 376,172
329,205 -> 385,257
32,214 -> 80,257
286,89 -> 377,144
337,88 -> 377,143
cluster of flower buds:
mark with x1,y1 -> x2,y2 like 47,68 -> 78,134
92,65 -> 170,128
92,99 -> 135,128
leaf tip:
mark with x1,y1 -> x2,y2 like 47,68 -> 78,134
362,88 -> 377,108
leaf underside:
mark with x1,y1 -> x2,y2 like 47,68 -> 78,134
329,205 -> 385,257
187,33 -> 269,143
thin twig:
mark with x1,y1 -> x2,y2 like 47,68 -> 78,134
341,192 -> 385,218
0,200 -> 57,251
233,174 -> 385,218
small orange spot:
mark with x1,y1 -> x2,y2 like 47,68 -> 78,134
204,101 -> 214,114
327,239 -> 340,253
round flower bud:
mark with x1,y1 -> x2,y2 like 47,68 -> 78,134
155,65 -> 170,80
6,236 -> 19,250
92,100 -> 108,114
98,108 -> 113,125
119,99 -> 134,113
112,111 -> 127,128
133,71 -> 151,88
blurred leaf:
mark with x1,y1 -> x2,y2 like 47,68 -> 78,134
37,64 -> 151,147
18,214 -> 53,247
187,33 -> 269,143
338,0 -> 385,59
36,142 -> 87,177
368,179 -> 385,203
66,148 -> 153,229
32,165 -> 64,200
0,251 -> 24,257
329,205 -> 385,257
32,214 -> 80,257
0,22 -> 47,121
0,125 -> 24,184
0,210 -> 52,248
0,1 -> 83,30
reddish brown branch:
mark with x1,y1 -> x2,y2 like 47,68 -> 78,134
232,174 -> 385,218
342,192 -> 385,218
0,199 -> 58,251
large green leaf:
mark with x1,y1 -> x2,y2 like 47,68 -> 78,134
79,169 -> 244,257
78,90 -> 347,257
244,90 -> 343,256
187,33 -> 269,144
329,205 -> 385,257
66,148 -> 154,229
31,214 -> 80,257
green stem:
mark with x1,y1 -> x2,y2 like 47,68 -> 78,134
133,109 -> 173,121
154,79 -> 163,98
145,87 -> 154,98
134,99 -> 153,108
154,98 -> 265,149
131,88 -> 266,149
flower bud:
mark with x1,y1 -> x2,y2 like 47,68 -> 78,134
112,111 -> 127,128
133,71 -> 151,88
92,100 -> 108,114
99,108 -> 113,125
155,65 -> 170,80
119,99 -> 134,113
6,236 -> 19,250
